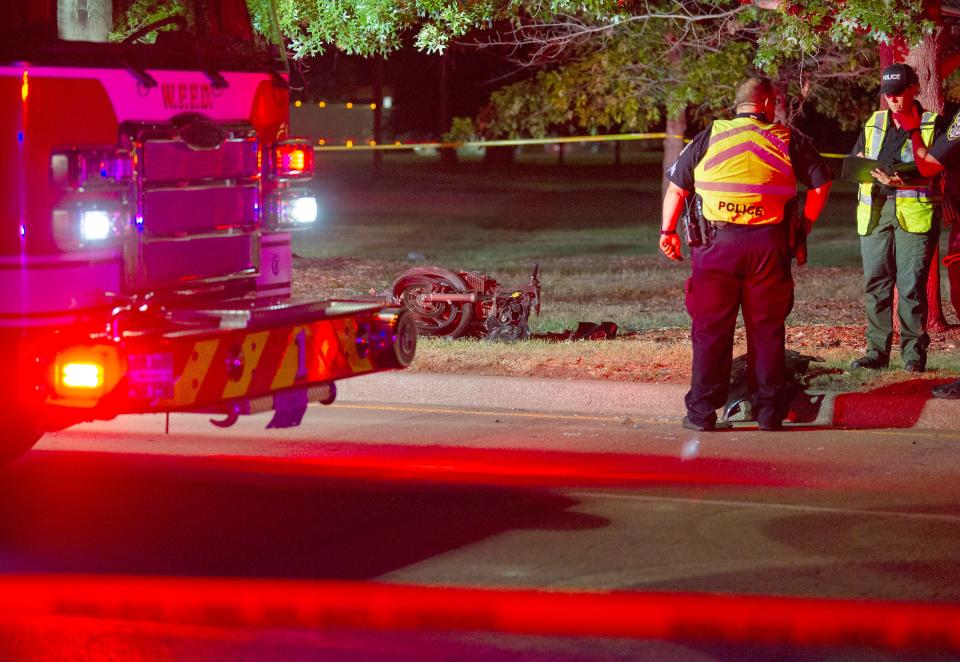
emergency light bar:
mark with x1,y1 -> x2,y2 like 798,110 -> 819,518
273,139 -> 314,179
264,136 -> 317,229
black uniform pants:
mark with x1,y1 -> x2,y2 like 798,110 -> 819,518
684,223 -> 794,428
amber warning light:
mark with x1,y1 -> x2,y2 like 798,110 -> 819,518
275,140 -> 314,179
61,362 -> 104,389
52,345 -> 122,404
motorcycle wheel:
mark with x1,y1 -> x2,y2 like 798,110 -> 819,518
391,266 -> 474,338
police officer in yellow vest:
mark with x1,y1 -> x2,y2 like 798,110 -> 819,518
660,76 -> 832,431
848,63 -> 946,374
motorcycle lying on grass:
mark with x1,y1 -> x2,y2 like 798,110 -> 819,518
390,264 -> 543,341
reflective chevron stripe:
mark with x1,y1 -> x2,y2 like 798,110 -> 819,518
221,331 -> 269,400
163,317 -> 378,408
173,339 -> 218,405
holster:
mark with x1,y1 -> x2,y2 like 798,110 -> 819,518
682,195 -> 711,248
784,195 -> 807,265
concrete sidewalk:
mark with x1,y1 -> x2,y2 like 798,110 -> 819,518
336,371 -> 960,432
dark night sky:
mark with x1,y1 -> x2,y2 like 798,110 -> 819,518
289,43 -> 517,140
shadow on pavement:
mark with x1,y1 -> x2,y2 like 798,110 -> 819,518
0,450 -> 606,579
0,439 -> 813,578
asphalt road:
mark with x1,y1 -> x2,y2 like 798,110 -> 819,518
3,398 -> 960,659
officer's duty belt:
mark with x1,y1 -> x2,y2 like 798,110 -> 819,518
708,221 -> 781,229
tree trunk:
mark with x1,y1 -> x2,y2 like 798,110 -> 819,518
662,112 -> 687,197
372,56 -> 383,171
906,27 -> 950,332
438,49 -> 450,138
438,49 -> 457,166
662,44 -> 686,197
58,0 -> 112,42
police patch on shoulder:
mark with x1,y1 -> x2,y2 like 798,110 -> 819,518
949,112 -> 960,141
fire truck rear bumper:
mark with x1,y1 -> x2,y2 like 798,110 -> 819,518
39,300 -> 416,424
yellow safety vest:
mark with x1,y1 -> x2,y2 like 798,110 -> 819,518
856,110 -> 938,235
693,117 -> 797,225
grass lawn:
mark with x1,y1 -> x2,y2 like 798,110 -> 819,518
292,151 -> 960,391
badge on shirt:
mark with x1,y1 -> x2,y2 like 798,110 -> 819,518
949,112 -> 960,141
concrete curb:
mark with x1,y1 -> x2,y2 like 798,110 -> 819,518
336,372 -> 960,432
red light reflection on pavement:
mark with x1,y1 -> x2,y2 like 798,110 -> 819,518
1,576 -> 959,653
833,380 -> 935,428
151,443 -> 807,489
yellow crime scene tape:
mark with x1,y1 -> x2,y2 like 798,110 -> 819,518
312,131 -> 848,160
314,132 -> 683,152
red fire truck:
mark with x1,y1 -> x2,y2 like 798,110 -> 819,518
0,0 -> 416,464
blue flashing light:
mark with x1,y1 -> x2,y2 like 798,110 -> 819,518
19,224 -> 26,237
135,215 -> 144,232
100,168 -> 108,177
17,132 -> 24,143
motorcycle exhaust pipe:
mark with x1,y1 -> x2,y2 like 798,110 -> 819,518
420,293 -> 478,303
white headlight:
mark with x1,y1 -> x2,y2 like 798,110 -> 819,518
80,210 -> 112,241
286,196 -> 318,225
